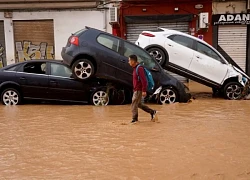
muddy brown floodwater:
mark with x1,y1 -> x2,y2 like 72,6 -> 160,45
1,82 -> 250,180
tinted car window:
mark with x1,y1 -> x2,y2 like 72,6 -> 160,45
168,35 -> 193,49
123,42 -> 156,69
23,62 -> 46,74
73,28 -> 87,36
197,42 -> 222,62
4,65 -> 20,71
51,63 -> 72,78
97,34 -> 119,52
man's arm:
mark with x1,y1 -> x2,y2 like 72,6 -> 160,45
138,66 -> 147,92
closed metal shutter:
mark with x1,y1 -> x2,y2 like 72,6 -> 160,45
13,20 -> 55,62
0,21 -> 6,68
126,22 -> 189,43
218,25 -> 247,72
126,22 -> 189,82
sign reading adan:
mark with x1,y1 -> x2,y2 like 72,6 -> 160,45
212,13 -> 250,25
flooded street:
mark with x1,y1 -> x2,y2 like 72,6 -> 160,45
1,83 -> 250,179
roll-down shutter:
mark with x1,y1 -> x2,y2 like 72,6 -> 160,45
126,22 -> 189,82
13,20 -> 55,62
218,25 -> 247,72
0,21 -> 6,68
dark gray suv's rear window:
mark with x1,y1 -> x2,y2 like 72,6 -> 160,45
73,29 -> 88,36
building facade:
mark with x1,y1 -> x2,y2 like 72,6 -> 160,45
212,0 -> 250,75
110,0 -> 213,82
0,0 -> 112,67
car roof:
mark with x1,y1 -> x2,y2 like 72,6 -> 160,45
85,26 -> 148,47
1,59 -> 64,70
148,27 -> 212,47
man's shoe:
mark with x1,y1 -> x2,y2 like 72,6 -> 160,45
131,119 -> 138,124
151,110 -> 158,122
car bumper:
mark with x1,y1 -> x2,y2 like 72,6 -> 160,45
180,92 -> 191,102
152,85 -> 191,103
61,47 -> 74,67
178,83 -> 192,102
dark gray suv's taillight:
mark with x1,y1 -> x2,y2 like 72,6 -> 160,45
69,36 -> 79,46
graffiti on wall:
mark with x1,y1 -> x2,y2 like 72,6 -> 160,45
15,41 -> 54,62
0,44 -> 4,68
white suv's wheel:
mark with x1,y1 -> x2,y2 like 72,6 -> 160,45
224,82 -> 243,100
1,88 -> 21,105
72,59 -> 94,80
91,90 -> 109,106
148,47 -> 166,66
158,87 -> 178,104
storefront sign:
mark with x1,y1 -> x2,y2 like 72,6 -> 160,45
212,13 -> 250,25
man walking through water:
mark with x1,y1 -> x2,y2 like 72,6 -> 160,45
128,54 -> 158,124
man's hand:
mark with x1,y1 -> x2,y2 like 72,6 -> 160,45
142,92 -> 147,97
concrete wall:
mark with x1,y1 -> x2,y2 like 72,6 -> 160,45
0,9 -> 112,66
213,1 -> 247,14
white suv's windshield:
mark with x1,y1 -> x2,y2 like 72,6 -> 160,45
123,41 -> 157,69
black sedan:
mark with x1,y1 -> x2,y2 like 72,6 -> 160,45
0,60 -> 129,106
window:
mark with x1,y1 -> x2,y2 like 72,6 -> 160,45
123,42 -> 156,69
50,63 -> 72,78
5,65 -> 19,71
168,35 -> 194,49
97,34 -> 119,52
73,28 -> 87,36
23,62 -> 46,74
197,42 -> 222,62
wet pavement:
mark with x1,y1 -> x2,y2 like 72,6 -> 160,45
1,82 -> 250,179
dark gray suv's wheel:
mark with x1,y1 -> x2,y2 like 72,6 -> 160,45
148,47 -> 167,66
1,88 -> 21,105
72,59 -> 94,80
158,87 -> 178,104
224,82 -> 243,100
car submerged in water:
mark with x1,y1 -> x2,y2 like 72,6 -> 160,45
61,26 -> 191,104
0,60 -> 129,106
135,27 -> 250,100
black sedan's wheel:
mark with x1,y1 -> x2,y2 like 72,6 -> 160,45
148,47 -> 166,66
158,87 -> 178,104
72,59 -> 94,80
223,82 -> 243,100
91,90 -> 109,106
1,88 -> 21,105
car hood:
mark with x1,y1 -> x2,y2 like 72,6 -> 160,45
233,65 -> 250,80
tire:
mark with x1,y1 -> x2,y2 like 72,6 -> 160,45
91,89 -> 109,106
223,81 -> 243,100
158,86 -> 179,104
110,89 -> 126,105
1,88 -> 21,105
71,59 -> 95,80
147,47 -> 167,66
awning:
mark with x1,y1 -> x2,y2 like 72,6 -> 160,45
0,1 -> 99,10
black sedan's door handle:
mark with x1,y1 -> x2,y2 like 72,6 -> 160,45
50,80 -> 57,84
20,77 -> 26,80
120,59 -> 126,63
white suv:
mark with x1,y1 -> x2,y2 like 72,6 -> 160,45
135,28 -> 250,100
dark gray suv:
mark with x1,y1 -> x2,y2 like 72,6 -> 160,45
61,26 -> 191,104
